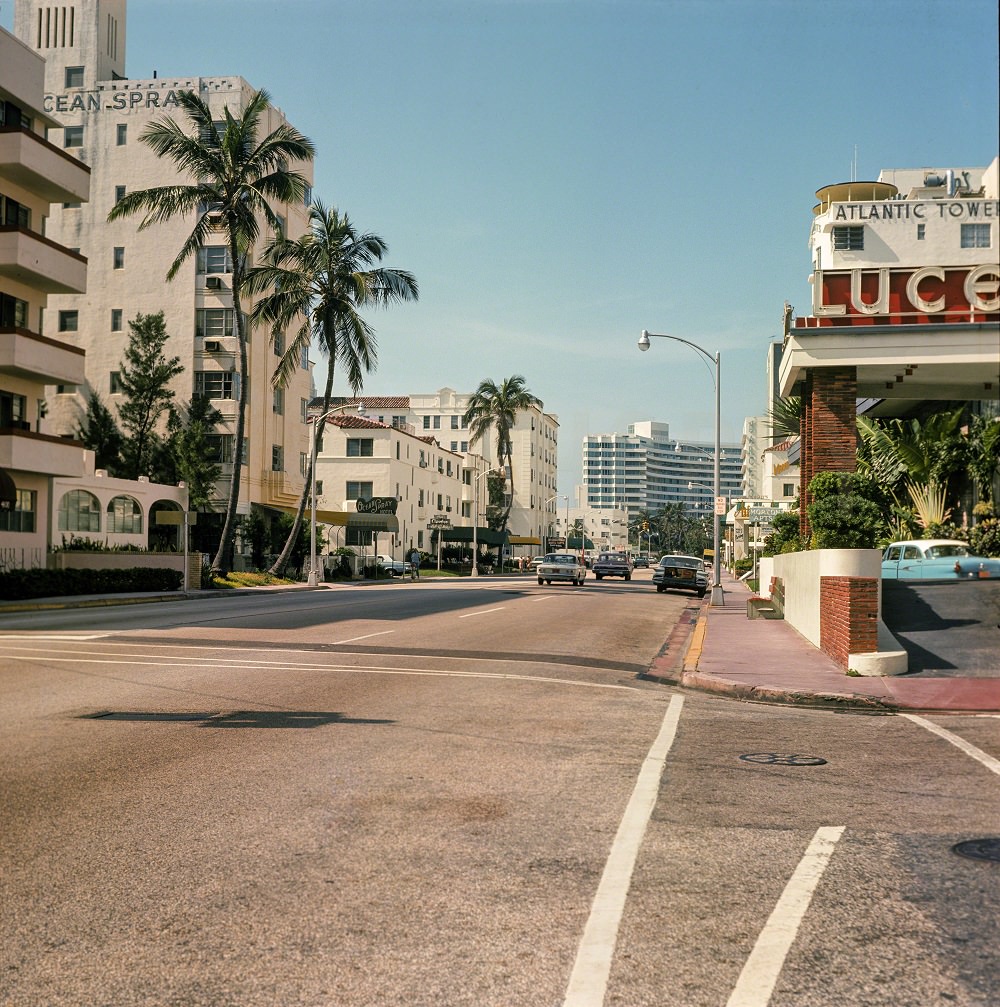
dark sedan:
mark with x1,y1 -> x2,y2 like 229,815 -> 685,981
592,552 -> 633,580
652,554 -> 707,597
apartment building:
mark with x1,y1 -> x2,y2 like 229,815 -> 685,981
1,23 -> 90,568
13,0 -> 316,542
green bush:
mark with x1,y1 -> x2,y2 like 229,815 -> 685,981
969,518 -> 1000,557
0,566 -> 183,601
807,471 -> 886,549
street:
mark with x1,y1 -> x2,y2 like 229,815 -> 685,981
1,576 -> 998,1006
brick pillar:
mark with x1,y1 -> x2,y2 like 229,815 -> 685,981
819,576 -> 879,667
799,379 -> 812,541
800,366 -> 858,542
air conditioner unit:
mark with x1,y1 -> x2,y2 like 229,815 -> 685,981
206,276 -> 222,289
204,340 -> 222,352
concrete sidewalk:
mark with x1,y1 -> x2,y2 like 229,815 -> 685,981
648,569 -> 1000,714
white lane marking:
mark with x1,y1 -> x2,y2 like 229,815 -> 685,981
0,633 -> 113,641
330,630 -> 394,644
1,652 -> 638,691
901,713 -> 1000,776
726,826 -> 845,1007
563,694 -> 684,1007
458,607 -> 505,619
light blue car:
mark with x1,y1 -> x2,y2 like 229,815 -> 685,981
881,539 -> 1000,580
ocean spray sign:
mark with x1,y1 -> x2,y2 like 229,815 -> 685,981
43,89 -> 184,114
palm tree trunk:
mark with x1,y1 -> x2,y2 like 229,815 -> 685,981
269,362 -> 335,577
211,244 -> 249,575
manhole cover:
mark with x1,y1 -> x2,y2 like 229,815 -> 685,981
952,838 -> 1000,863
739,753 -> 828,766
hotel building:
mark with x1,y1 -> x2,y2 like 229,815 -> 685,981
1,23 -> 90,567
13,0 -> 316,545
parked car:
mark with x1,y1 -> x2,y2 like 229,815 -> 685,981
881,540 -> 1000,580
592,552 -> 633,581
652,554 -> 708,597
536,552 -> 587,586
632,554 -> 650,569
375,554 -> 412,577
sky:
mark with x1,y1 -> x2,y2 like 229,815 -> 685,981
3,0 -> 998,494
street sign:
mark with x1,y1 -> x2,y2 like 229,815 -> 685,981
428,515 -> 451,529
548,536 -> 566,549
715,496 -> 727,516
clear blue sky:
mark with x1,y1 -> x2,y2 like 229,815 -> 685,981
5,0 -> 998,495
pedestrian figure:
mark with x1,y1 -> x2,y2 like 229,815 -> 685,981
410,548 -> 420,580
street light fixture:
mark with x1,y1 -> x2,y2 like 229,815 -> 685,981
470,465 -> 491,577
639,329 -> 724,606
307,400 -> 365,588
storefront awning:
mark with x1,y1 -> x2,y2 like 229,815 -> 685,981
438,526 -> 509,546
275,506 -> 399,533
508,536 -> 541,546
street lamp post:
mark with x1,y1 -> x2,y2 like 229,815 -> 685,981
639,329 -> 724,606
471,465 -> 490,577
542,492 -> 565,556
307,401 -> 365,588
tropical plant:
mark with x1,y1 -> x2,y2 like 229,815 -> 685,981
761,508 -> 803,556
163,394 -> 225,511
108,88 -> 315,573
462,376 -> 541,533
907,480 -> 952,531
767,395 -> 803,440
116,311 -> 184,480
245,201 -> 418,576
76,391 -> 124,475
966,413 -> 1000,507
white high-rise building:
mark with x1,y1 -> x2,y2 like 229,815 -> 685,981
13,0 -> 316,540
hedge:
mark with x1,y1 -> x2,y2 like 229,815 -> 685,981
0,567 -> 184,601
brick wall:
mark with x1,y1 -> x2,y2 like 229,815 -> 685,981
800,366 -> 858,541
819,575 -> 878,667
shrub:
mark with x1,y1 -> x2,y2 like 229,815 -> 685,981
0,566 -> 183,601
969,518 -> 1000,557
806,472 -> 886,549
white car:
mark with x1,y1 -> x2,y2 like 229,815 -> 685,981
536,552 -> 587,586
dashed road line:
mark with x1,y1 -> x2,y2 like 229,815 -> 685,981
458,607 -> 505,619
330,630 -> 394,644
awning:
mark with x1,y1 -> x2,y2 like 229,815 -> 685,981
508,536 -> 540,546
275,506 -> 399,533
438,526 -> 509,546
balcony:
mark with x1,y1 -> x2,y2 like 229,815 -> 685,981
0,126 -> 91,204
0,328 -> 86,384
0,428 -> 86,478
0,226 -> 87,294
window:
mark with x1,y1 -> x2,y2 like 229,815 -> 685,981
62,201 -> 81,209
1,195 -> 30,229
461,440 -> 468,452
196,308 -> 234,340
110,371 -> 124,393
345,527 -> 373,547
0,293 -> 28,329
315,480 -> 323,496
196,246 -> 233,274
300,398 -> 309,423
783,483 -> 795,497
451,441 -> 458,452
272,387 -> 283,414
0,489 -> 36,533
273,330 -> 285,355
832,226 -> 864,251
0,390 -> 27,427
303,184 -> 313,206
58,310 -> 78,332
58,489 -> 100,532
392,415 -> 406,428
451,415 -> 460,429
916,223 -> 926,240
195,370 -> 238,399
111,308 -> 122,331
423,416 -> 430,430
961,224 -> 991,249
300,342 -> 310,369
299,452 -> 308,477
107,495 -> 142,533
433,416 -> 441,429
205,434 -> 247,464
271,445 -> 283,472
114,185 -> 126,204
346,481 -> 373,500
64,126 -> 84,148
113,247 -> 125,269
346,438 -> 374,457
65,66 -> 84,88
116,123 -> 127,145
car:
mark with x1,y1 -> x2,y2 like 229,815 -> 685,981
881,540 -> 1000,580
536,552 -> 587,586
375,554 -> 412,577
653,554 -> 708,597
591,552 -> 633,580
530,555 -> 545,571
632,554 -> 650,569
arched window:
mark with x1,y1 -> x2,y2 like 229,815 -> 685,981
58,490 -> 100,532
107,495 -> 143,534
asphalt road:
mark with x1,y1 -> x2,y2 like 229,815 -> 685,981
1,575 -> 998,1006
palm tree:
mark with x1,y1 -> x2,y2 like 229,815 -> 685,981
107,88 -> 315,573
244,201 -> 418,576
462,376 -> 542,533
